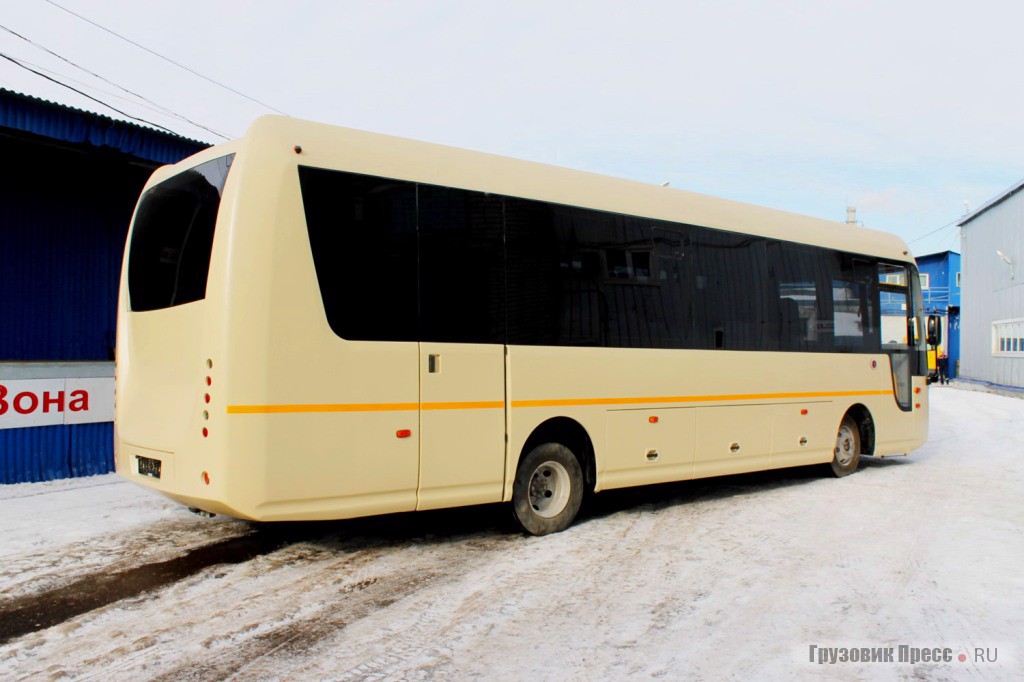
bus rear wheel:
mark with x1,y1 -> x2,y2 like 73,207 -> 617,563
830,414 -> 861,477
512,443 -> 584,536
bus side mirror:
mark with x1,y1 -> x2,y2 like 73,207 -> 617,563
927,315 -> 942,346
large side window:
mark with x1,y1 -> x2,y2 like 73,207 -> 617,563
768,243 -> 834,352
505,198 -> 578,345
418,185 -> 505,343
692,231 -> 769,351
505,202 -> 704,349
128,154 -> 233,311
298,167 -> 418,341
833,255 -> 880,353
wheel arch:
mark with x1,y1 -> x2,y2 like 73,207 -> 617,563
844,403 -> 876,456
519,417 -> 596,492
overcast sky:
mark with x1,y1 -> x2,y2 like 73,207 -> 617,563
3,0 -> 1022,257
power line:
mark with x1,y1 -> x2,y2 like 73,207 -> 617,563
0,23 -> 229,139
0,50 -> 180,135
15,53 -> 232,130
44,0 -> 287,115
906,217 -> 960,245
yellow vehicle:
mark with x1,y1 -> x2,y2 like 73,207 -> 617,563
115,116 -> 931,535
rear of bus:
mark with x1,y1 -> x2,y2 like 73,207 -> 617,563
115,119 -> 424,522
114,143 -> 242,516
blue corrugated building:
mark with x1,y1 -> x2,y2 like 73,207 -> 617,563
916,251 -> 962,378
0,88 -> 208,484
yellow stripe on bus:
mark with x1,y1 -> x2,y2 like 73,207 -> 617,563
511,390 -> 892,408
227,390 -> 891,414
227,402 -> 418,414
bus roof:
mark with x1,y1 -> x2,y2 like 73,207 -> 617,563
213,115 -> 915,263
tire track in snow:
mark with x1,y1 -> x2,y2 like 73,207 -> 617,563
0,516 -> 251,600
142,534 -> 520,681
0,529 -> 291,646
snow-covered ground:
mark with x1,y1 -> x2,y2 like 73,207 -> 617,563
1,387 -> 1021,680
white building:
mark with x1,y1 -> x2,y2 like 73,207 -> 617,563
958,180 -> 1024,391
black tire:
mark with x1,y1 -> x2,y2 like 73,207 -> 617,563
512,443 -> 584,536
830,414 -> 861,477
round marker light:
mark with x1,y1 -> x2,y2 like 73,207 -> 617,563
202,471 -> 210,485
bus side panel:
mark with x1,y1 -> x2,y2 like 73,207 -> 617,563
417,342 -> 506,510
222,142 -> 422,521
505,346 -> 919,499
769,402 -> 834,469
871,375 -> 929,456
603,407 -> 695,489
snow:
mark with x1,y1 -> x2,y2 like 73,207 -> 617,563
1,387 -> 1022,680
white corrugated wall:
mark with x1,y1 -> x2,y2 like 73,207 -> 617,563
960,192 -> 1024,388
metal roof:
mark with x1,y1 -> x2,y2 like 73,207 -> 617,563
916,250 -> 960,260
958,177 -> 1024,227
0,87 -> 209,165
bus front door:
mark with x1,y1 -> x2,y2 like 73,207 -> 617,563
417,343 -> 506,510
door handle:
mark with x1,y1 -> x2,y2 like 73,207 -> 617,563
428,354 -> 441,373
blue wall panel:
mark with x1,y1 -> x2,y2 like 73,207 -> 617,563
0,88 -> 208,165
0,138 -> 146,361
0,423 -> 113,484
0,88 -> 205,483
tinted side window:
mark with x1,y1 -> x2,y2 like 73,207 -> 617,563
506,201 -> 682,349
504,199 -> 567,345
418,186 -> 505,343
298,167 -> 417,341
768,243 -> 836,352
128,154 -> 233,311
691,230 -> 769,351
833,255 -> 880,352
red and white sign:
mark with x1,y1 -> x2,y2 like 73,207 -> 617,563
0,378 -> 114,430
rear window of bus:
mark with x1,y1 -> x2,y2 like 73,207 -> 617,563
128,154 -> 233,312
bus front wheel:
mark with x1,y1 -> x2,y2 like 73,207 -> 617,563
830,414 -> 861,477
512,443 -> 584,535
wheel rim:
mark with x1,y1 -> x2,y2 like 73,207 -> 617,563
528,460 -> 571,518
835,424 -> 856,466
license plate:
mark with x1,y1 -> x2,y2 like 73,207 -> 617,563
136,455 -> 162,479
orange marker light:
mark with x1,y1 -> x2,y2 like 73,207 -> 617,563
396,429 -> 412,439
206,376 -> 212,386
914,387 -> 921,394
202,471 -> 210,485
800,409 -> 808,415
649,416 -> 659,424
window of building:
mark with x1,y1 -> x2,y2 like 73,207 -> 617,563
956,271 -> 961,287
993,319 -> 1024,357
919,273 -> 930,290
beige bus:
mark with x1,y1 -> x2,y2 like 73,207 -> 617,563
115,116 -> 932,535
